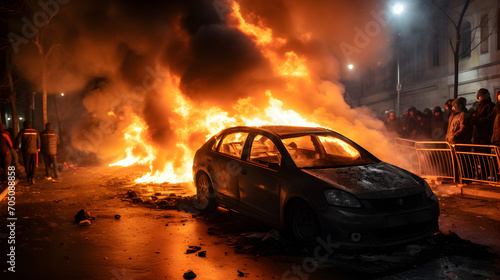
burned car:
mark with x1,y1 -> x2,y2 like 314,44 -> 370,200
192,126 -> 439,247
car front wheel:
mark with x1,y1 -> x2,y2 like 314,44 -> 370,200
195,172 -> 217,213
289,203 -> 321,244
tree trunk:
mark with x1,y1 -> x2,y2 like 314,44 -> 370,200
454,36 -> 460,100
6,52 -> 19,134
42,62 -> 47,127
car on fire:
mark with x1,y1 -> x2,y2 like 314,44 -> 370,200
192,126 -> 439,247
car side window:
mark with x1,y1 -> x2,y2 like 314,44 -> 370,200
218,132 -> 249,158
318,135 -> 360,159
250,134 -> 282,168
211,134 -> 222,151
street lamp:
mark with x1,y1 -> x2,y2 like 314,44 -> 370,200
393,3 -> 404,15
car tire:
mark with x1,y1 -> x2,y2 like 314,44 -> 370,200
288,202 -> 321,244
195,172 -> 217,213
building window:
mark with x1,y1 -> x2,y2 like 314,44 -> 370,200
433,34 -> 440,66
481,14 -> 489,53
460,21 -> 471,59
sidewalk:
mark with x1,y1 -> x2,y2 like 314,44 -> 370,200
428,180 -> 500,201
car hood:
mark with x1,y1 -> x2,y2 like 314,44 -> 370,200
301,162 -> 424,197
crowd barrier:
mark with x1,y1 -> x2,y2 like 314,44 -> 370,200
393,138 -> 500,186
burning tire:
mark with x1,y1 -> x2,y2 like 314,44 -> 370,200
195,172 -> 217,213
288,202 -> 321,244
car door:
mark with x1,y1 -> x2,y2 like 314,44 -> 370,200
238,133 -> 282,222
211,131 -> 249,202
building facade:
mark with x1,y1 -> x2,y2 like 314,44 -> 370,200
352,0 -> 500,116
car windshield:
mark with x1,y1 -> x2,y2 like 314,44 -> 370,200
281,133 -> 377,168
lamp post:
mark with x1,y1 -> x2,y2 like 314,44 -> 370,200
346,64 -> 355,107
392,3 -> 404,116
396,54 -> 402,116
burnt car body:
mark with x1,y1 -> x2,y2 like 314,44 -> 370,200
192,126 -> 439,247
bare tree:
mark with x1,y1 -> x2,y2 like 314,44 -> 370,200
433,0 -> 498,99
0,1 -> 21,133
432,0 -> 471,99
2,46 -> 21,134
25,0 -> 61,127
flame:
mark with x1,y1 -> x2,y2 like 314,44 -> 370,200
109,1 -> 373,186
110,88 -> 321,184
319,136 -> 360,158
109,115 -> 154,167
231,2 -> 273,45
279,52 -> 310,77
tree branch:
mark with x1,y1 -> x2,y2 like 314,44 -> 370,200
432,0 -> 458,29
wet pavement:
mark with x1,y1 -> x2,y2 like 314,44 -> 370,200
1,165 -> 499,280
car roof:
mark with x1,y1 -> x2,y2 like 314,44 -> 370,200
226,125 -> 333,137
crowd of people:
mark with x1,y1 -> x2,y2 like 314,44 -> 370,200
383,88 -> 500,147
0,121 -> 59,185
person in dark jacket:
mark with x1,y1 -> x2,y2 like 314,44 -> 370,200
443,99 -> 454,127
491,91 -> 500,146
15,121 -> 40,185
385,111 -> 403,137
471,88 -> 495,146
40,123 -> 59,181
422,108 -> 433,139
446,98 -> 472,144
431,106 -> 447,140
411,111 -> 427,140
0,123 -> 13,182
403,107 -> 418,138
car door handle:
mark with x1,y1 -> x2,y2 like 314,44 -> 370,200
241,168 -> 247,175
207,156 -> 212,162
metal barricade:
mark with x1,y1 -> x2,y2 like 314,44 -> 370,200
394,138 -> 500,186
415,141 -> 455,181
453,144 -> 499,185
393,138 -> 420,173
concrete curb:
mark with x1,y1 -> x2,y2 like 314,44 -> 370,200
430,182 -> 500,201
461,185 -> 500,200
0,186 -> 8,202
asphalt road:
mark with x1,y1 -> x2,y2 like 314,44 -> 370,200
0,165 -> 499,280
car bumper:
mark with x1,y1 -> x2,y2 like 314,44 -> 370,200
315,195 -> 440,248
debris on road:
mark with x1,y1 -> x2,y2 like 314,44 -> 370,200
114,214 -> 121,219
197,251 -> 206,258
126,190 -> 138,198
186,246 -> 202,254
244,229 -> 281,241
237,270 -> 245,277
74,209 -> 93,223
183,270 -> 197,279
79,219 -> 91,226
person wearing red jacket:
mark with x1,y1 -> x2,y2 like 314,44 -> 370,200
0,123 -> 13,183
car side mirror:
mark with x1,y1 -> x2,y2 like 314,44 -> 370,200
268,162 -> 280,171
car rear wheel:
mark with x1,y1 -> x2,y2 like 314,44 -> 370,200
289,203 -> 321,244
195,173 -> 217,213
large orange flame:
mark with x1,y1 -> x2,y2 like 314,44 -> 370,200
109,1 -> 394,186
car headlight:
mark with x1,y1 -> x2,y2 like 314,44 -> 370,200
423,180 -> 434,198
324,189 -> 362,208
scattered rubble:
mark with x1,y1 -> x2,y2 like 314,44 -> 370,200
78,220 -> 92,226
186,246 -> 202,254
183,270 -> 196,279
74,209 -> 94,223
197,251 -> 206,258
